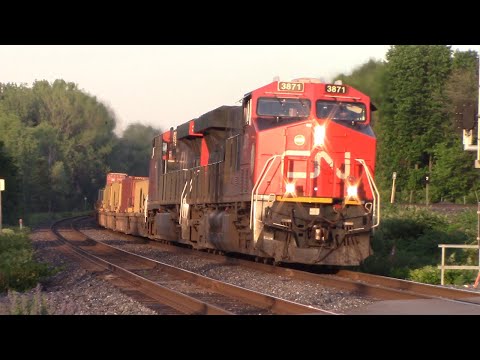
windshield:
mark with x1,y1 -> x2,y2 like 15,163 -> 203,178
316,101 -> 366,122
257,97 -> 311,117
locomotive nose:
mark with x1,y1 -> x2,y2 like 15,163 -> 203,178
283,123 -> 315,196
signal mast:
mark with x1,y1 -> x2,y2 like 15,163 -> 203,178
460,57 -> 480,287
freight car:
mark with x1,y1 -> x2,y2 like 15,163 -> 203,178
97,78 -> 380,266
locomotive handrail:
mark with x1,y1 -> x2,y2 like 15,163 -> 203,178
179,170 -> 197,224
179,179 -> 190,225
250,155 -> 282,235
144,194 -> 148,222
355,159 -> 380,228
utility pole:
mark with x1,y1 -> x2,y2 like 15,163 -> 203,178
390,172 -> 397,204
425,175 -> 430,206
0,179 -> 4,233
477,58 -> 480,288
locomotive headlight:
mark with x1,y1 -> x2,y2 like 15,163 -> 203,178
345,176 -> 360,204
347,185 -> 358,197
313,125 -> 325,147
285,182 -> 296,195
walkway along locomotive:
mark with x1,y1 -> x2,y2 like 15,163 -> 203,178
97,78 -> 380,266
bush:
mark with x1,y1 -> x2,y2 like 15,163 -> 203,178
408,266 -> 441,284
448,271 -> 476,285
360,205 -> 479,286
408,266 -> 477,286
0,230 -> 55,292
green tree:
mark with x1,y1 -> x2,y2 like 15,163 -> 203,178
431,138 -> 479,202
377,45 -> 453,201
443,50 -> 478,134
0,141 -> 20,224
50,161 -> 70,210
0,79 -> 118,215
0,83 -> 41,126
108,123 -> 161,176
0,111 -> 43,216
452,49 -> 478,70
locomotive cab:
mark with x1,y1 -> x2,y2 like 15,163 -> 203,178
244,78 -> 379,265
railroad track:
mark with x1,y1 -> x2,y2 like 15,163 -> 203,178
51,216 -> 333,315
333,270 -> 480,303
78,216 -> 480,311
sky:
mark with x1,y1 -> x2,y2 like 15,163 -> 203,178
0,45 -> 479,135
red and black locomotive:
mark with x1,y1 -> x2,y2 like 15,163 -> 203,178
97,78 -> 379,266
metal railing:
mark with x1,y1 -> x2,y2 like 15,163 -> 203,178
437,244 -> 480,286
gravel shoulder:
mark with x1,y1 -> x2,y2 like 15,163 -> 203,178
0,226 -> 157,315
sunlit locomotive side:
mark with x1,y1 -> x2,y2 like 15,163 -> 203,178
99,78 -> 379,266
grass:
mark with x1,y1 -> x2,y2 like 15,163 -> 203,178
24,210 -> 94,229
3,284 -> 49,315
